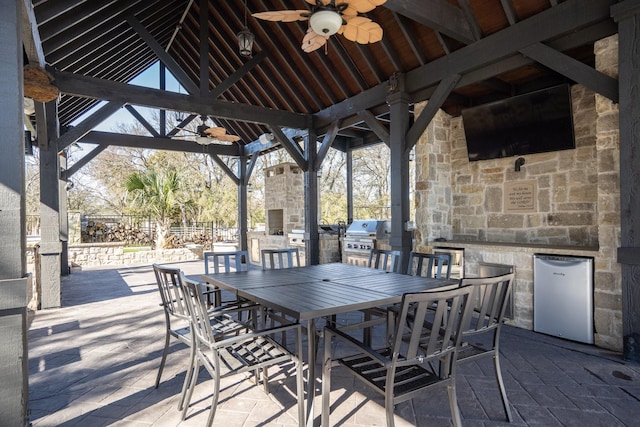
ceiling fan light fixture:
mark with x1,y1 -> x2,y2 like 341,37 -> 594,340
237,28 -> 255,57
196,136 -> 212,145
309,10 -> 342,36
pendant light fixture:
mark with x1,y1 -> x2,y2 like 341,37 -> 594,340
237,0 -> 254,57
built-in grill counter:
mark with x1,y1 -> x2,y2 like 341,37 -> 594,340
343,220 -> 391,266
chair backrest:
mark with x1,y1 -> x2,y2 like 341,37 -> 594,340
459,273 -> 514,337
367,249 -> 401,273
391,285 -> 475,362
407,251 -> 452,279
176,273 -> 218,347
261,248 -> 300,270
153,264 -> 190,320
204,250 -> 250,274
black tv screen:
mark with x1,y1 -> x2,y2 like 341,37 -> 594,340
462,84 -> 575,162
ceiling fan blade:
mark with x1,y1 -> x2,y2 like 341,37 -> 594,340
346,0 -> 387,14
203,127 -> 227,137
301,28 -> 329,53
305,0 -> 332,6
252,10 -> 309,22
215,134 -> 242,143
339,16 -> 383,44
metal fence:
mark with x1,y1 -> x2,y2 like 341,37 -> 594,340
26,214 -> 239,246
170,222 -> 238,242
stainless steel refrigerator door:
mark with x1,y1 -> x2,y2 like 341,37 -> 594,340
533,255 -> 594,344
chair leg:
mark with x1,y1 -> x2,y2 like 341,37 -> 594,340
363,311 -> 372,347
321,330 -> 333,427
447,381 -> 462,427
384,389 -> 395,427
178,343 -> 197,411
181,359 -> 200,420
493,352 -> 513,422
154,330 -> 171,388
205,372 -> 221,427
296,330 -> 305,427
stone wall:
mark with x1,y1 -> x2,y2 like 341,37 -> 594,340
439,84 -> 599,247
414,36 -> 622,351
66,243 -> 204,267
264,163 -> 305,235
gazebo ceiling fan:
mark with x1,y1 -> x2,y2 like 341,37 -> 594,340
174,116 -> 241,145
252,0 -> 385,53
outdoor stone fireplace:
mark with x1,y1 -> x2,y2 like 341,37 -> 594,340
248,162 -> 340,266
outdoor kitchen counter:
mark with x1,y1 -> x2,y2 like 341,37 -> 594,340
429,240 -> 599,256
426,240 -> 601,332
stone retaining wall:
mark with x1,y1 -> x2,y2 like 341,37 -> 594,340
67,243 -> 204,268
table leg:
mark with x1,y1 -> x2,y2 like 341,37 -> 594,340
306,318 -> 317,427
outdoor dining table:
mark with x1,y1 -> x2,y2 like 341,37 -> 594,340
201,262 -> 457,426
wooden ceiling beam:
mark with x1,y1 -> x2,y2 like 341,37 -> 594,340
315,0 -> 616,130
21,0 -> 46,66
56,101 -> 124,151
65,145 -> 108,178
267,125 -> 307,169
357,110 -> 390,147
52,70 -> 310,129
79,130 -> 240,156
127,15 -> 199,94
406,74 -> 460,150
210,50 -> 267,98
384,0 -> 475,45
520,43 -> 618,102
456,0 -> 483,40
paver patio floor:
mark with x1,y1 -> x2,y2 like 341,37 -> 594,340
28,261 -> 640,426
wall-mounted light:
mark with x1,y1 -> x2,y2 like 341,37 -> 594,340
515,157 -> 525,172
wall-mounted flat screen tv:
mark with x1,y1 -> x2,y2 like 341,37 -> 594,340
462,84 -> 575,162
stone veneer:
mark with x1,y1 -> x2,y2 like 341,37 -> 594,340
66,243 -> 204,267
414,35 -> 622,351
264,163 -> 305,235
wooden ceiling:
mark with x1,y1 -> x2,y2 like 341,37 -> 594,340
30,0 -> 619,153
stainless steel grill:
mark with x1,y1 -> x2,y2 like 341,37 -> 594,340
343,220 -> 391,265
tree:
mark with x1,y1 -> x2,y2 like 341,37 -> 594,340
124,168 -> 186,249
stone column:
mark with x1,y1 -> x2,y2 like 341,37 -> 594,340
593,34 -> 623,352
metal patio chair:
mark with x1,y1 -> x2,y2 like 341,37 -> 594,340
203,250 -> 250,307
407,251 -> 453,278
152,264 -> 250,409
260,247 -> 304,346
356,248 -> 403,345
456,273 -> 515,422
178,275 -> 305,427
322,285 -> 476,427
261,247 -> 300,269
368,248 -> 402,272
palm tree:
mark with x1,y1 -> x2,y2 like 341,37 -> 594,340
125,169 -> 183,249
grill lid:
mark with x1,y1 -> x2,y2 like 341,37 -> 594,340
345,220 -> 390,239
